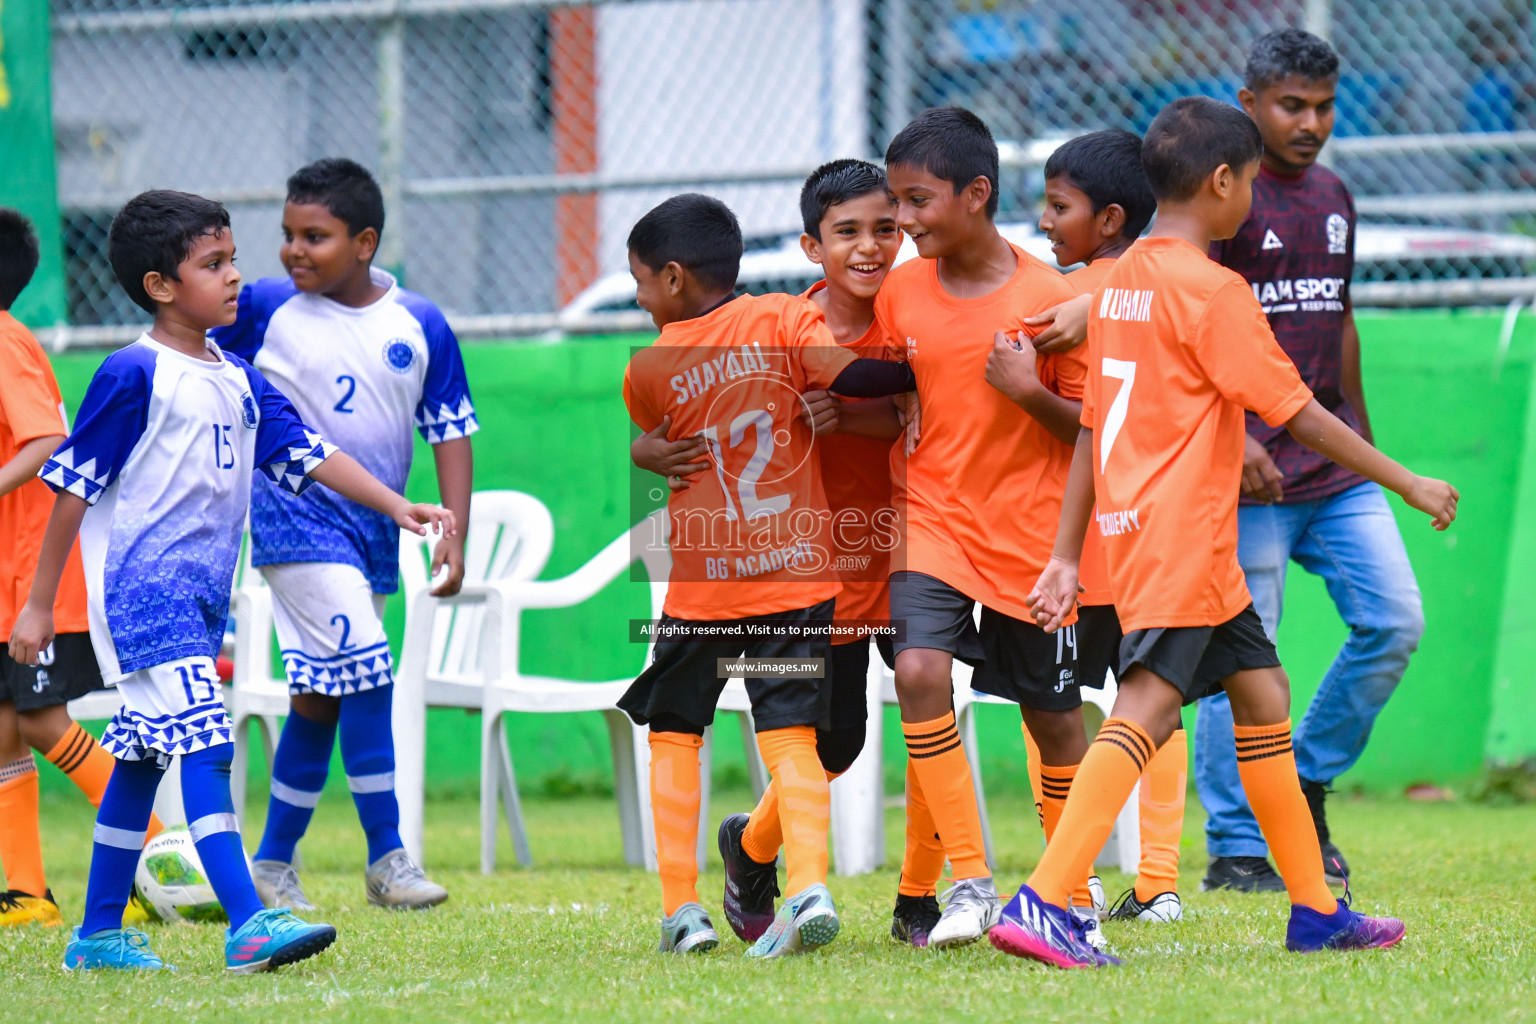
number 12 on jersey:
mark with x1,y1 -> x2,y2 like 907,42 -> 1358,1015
1100,358 -> 1135,471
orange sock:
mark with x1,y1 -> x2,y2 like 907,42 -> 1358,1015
902,713 -> 988,880
1023,725 -> 1045,828
46,723 -> 164,841
742,766 -> 844,865
1034,767 -> 1098,909
648,731 -> 702,916
755,726 -> 829,897
1135,727 -> 1187,900
898,757 -> 946,897
1234,722 -> 1335,913
1023,726 -> 1095,908
0,756 -> 46,897
1026,718 -> 1152,908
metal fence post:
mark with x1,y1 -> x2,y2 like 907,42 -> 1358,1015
377,6 -> 405,278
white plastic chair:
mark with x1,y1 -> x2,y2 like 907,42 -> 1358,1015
392,490 -> 557,871
226,532 -> 295,824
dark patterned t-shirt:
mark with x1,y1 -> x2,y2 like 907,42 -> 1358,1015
1213,163 -> 1365,504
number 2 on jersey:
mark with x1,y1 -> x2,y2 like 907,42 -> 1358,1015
334,375 -> 357,413
700,408 -> 790,521
1100,358 -> 1136,471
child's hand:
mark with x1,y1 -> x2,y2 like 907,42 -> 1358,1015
800,390 -> 841,436
396,503 -> 456,538
632,416 -> 711,487
893,391 -> 922,457
1025,556 -> 1082,633
1241,433 -> 1286,504
430,536 -> 466,597
1404,476 -> 1459,531
1023,293 -> 1091,354
985,332 -> 1042,404
7,602 -> 55,667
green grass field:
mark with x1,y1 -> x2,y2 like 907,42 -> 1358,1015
3,787 -> 1533,1023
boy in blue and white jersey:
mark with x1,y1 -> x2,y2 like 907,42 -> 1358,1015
7,190 -> 454,972
211,159 -> 474,910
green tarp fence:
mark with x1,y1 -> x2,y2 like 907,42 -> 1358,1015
35,309 -> 1536,798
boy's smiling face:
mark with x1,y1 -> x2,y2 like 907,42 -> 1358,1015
1039,175 -> 1101,268
802,190 -> 901,302
887,163 -> 980,260
281,200 -> 375,296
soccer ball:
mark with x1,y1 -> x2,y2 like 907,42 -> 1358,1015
132,825 -> 237,924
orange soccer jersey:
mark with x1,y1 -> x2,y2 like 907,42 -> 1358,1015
623,293 -> 856,621
801,282 -> 897,640
1081,237 -> 1312,630
1063,258 -> 1117,608
874,244 -> 1082,618
0,312 -> 90,639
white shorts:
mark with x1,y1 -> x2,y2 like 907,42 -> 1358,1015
100,655 -> 233,766
263,562 -> 394,697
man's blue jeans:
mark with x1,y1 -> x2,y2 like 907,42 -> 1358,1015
1195,481 -> 1423,858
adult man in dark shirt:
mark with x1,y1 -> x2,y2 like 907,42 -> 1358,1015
1199,28 -> 1425,893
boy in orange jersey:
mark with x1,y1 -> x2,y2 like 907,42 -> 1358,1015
620,193 -> 916,958
874,106 -> 1099,950
995,97 -> 1457,969
0,209 -> 163,928
632,162 -> 931,946
1012,130 -> 1189,926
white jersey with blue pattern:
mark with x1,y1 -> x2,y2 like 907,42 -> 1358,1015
38,335 -> 335,681
211,268 -> 477,594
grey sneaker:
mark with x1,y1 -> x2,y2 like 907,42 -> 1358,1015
251,860 -> 316,912
658,902 -> 720,954
929,877 -> 1001,949
365,848 -> 449,910
744,883 -> 839,959
1071,905 -> 1109,951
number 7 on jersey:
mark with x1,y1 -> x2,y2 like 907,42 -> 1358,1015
1100,358 -> 1135,471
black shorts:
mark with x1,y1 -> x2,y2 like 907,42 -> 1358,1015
621,600 -> 835,735
890,571 -> 1083,712
1117,604 -> 1280,706
1076,604 -> 1124,691
0,633 -> 106,712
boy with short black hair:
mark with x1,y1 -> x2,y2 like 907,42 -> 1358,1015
9,189 -> 454,972
993,96 -> 1456,969
211,156 -> 472,912
633,160 -> 911,945
875,105 -> 1096,949
1020,129 -> 1187,925
0,209 -> 165,929
621,192 -> 914,957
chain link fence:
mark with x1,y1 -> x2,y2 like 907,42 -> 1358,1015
46,0 -> 1536,343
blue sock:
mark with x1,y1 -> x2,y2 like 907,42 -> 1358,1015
180,745 -> 265,931
254,710 -> 336,864
339,684 -> 403,863
81,756 -> 164,936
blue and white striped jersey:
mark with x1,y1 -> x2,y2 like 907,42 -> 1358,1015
38,335 -> 335,680
211,268 -> 477,593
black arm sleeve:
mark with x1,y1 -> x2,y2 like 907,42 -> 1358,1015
829,358 -> 917,398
